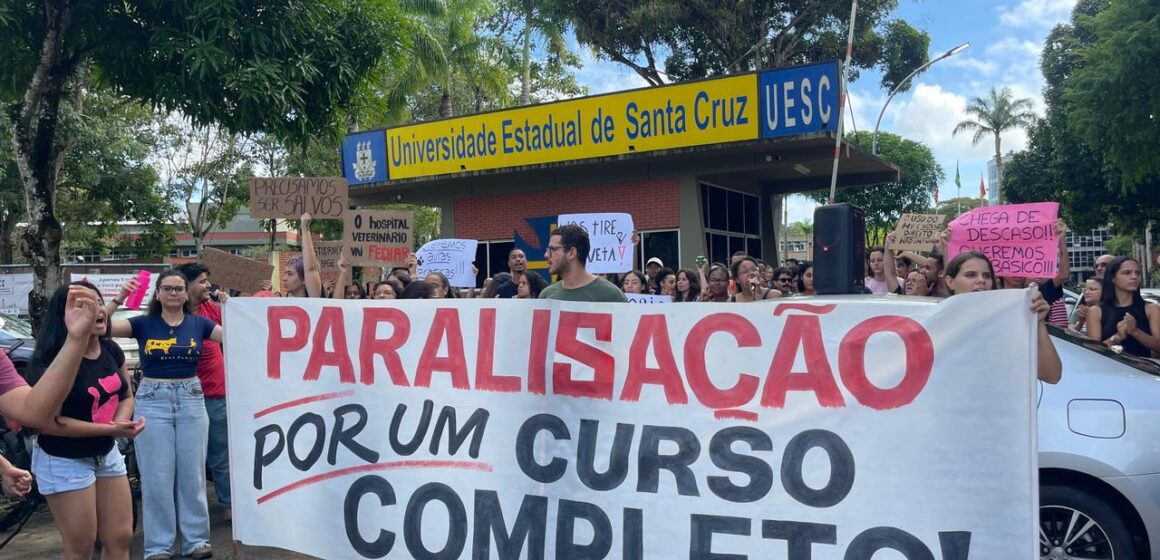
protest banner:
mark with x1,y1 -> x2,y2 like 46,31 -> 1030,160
0,273 -> 34,315
416,239 -> 478,288
892,213 -> 947,252
948,202 -> 1059,278
200,248 -> 275,294
69,273 -> 156,309
224,292 -> 1038,559
557,212 -> 634,274
249,177 -> 348,220
344,209 -> 414,267
626,293 -> 671,304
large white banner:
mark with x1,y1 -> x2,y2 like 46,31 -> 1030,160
224,290 -> 1039,559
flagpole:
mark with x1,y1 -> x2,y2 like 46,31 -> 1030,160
828,0 -> 859,204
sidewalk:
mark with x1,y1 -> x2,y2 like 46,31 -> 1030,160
2,488 -> 315,559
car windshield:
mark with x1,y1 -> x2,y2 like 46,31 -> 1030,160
0,313 -> 35,338
1048,324 -> 1160,377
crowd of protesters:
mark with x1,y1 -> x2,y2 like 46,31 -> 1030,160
7,209 -> 1155,557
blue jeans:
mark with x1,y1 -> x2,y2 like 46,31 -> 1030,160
204,396 -> 230,507
134,378 -> 211,557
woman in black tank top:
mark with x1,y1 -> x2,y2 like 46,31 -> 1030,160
1086,257 -> 1160,357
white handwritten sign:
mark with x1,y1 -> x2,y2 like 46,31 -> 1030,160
557,212 -> 634,274
416,239 -> 479,288
626,293 -> 672,304
0,274 -> 34,315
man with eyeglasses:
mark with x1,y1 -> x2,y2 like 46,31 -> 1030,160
772,266 -> 795,296
539,224 -> 627,302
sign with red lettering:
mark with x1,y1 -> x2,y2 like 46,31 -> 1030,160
344,209 -> 414,267
558,212 -> 634,274
947,202 -> 1059,278
224,293 -> 1038,559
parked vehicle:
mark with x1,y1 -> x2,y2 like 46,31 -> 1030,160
110,309 -> 143,373
1040,325 -> 1160,559
0,314 -> 35,377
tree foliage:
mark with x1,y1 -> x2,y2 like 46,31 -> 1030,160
557,0 -> 929,88
1003,0 -> 1160,237
807,131 -> 943,246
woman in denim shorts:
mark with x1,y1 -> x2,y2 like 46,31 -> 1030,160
28,281 -> 143,560
110,270 -> 224,560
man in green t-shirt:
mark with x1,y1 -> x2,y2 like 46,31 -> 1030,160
539,224 -> 628,302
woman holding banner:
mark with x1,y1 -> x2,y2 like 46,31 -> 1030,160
1087,257 -> 1160,357
943,251 -> 1061,383
109,270 -> 224,560
673,268 -> 701,302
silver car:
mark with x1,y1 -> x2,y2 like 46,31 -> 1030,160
1040,325 -> 1160,559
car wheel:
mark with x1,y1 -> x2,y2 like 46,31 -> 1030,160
1040,484 -> 1136,560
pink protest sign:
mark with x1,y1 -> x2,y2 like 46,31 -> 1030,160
948,202 -> 1059,278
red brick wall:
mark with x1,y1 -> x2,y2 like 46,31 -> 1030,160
454,177 -> 680,241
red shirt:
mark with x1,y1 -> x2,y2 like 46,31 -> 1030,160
195,302 -> 226,398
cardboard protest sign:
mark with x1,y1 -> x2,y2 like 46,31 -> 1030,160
416,239 -> 478,288
892,213 -> 947,252
626,293 -> 671,303
344,209 -> 414,267
557,212 -> 634,273
249,177 -> 348,220
948,202 -> 1059,278
70,273 -> 158,309
314,242 -> 345,285
0,273 -> 34,315
199,248 -> 274,294
225,292 -> 1038,559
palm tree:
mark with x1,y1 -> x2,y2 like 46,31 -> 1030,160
952,87 -> 1036,202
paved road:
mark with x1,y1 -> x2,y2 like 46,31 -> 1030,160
2,488 -> 316,559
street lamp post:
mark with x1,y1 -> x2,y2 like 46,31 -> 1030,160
872,42 -> 970,155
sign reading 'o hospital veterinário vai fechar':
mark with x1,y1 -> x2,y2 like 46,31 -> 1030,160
343,61 -> 840,183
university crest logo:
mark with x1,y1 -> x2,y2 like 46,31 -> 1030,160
352,141 -> 377,181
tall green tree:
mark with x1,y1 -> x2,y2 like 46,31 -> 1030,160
808,131 -> 944,246
1063,0 -> 1159,188
2,0 -> 398,327
558,0 -> 930,88
951,87 -> 1037,203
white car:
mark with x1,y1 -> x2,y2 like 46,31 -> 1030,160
1039,325 -> 1160,559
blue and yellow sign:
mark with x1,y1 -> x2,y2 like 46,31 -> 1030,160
343,61 -> 840,184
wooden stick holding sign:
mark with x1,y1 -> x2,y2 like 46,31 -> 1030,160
891,213 -> 948,252
199,248 -> 275,294
557,212 -> 635,274
249,177 -> 348,220
344,209 -> 414,267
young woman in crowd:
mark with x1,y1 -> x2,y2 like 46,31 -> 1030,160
943,251 -> 1061,383
621,270 -> 649,295
701,263 -> 731,302
282,213 -> 323,298
1086,257 -> 1160,357
27,282 -> 141,560
0,287 -> 101,502
370,280 -> 400,300
110,271 -> 223,560
729,256 -> 779,302
904,270 -> 931,296
795,262 -> 815,296
1069,277 -> 1102,333
516,273 -> 548,299
401,282 -> 435,299
673,268 -> 701,302
654,267 -> 676,297
864,243 -> 902,295
424,272 -> 457,299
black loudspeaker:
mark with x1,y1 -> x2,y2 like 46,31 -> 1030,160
813,203 -> 866,294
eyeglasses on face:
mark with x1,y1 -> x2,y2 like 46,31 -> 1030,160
546,245 -> 565,253
777,277 -> 792,282
159,285 -> 186,294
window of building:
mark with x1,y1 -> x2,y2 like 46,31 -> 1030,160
701,182 -> 761,264
472,240 -> 516,288
637,230 -> 680,271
